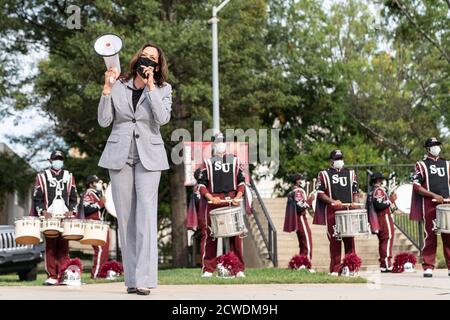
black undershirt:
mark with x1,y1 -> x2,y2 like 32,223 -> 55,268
132,87 -> 144,112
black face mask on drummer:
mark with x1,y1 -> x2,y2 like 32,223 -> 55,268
136,57 -> 158,79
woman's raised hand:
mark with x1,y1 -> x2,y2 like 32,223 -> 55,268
103,68 -> 120,95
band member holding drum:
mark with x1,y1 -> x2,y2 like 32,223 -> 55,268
196,132 -> 247,278
368,172 -> 397,272
283,173 -> 314,264
313,150 -> 359,275
98,43 -> 171,295
410,137 -> 450,277
82,175 -> 110,279
31,150 -> 78,285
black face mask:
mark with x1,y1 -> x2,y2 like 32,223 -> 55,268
136,57 -> 159,79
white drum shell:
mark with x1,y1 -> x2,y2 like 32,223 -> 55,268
81,220 -> 109,246
15,217 -> 41,245
335,209 -> 370,237
41,218 -> 62,237
436,204 -> 450,234
62,219 -> 85,240
209,206 -> 247,238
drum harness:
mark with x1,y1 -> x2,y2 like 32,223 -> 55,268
45,169 -> 70,217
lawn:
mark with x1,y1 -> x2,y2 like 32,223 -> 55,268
0,273 -> 124,286
0,268 -> 366,286
158,268 -> 367,285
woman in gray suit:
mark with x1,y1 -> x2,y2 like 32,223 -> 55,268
97,43 -> 172,295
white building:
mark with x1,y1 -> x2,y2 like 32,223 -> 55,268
0,143 -> 34,225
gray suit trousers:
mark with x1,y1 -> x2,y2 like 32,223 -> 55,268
109,161 -> 161,288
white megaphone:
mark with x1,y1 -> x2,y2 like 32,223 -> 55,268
94,34 -> 123,84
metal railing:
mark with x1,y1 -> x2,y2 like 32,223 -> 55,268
393,213 -> 423,253
249,177 -> 278,267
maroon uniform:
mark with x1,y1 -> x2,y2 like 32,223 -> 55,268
82,188 -> 110,278
313,167 -> 358,273
31,168 -> 78,282
371,186 -> 394,269
284,187 -> 313,261
410,156 -> 450,270
197,154 -> 246,274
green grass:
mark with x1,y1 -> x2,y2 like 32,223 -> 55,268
0,273 -> 124,286
157,268 -> 367,285
0,268 -> 366,286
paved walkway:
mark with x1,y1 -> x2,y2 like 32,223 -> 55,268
0,269 -> 449,300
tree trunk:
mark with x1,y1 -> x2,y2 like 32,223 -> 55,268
170,162 -> 188,267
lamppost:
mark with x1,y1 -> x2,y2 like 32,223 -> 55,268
209,0 -> 231,134
208,1 -> 231,257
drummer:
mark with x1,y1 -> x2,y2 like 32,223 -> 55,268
31,150 -> 78,285
410,137 -> 450,277
368,172 -> 397,272
82,175 -> 110,279
283,173 -> 314,266
196,132 -> 247,278
313,149 -> 360,275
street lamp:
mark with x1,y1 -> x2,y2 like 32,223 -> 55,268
209,0 -> 231,134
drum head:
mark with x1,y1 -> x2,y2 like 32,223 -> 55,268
394,184 -> 413,214
104,183 -> 117,218
16,236 -> 40,245
80,239 -> 106,246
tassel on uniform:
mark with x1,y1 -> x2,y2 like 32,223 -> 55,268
392,252 -> 417,273
338,253 -> 362,275
216,252 -> 243,277
288,255 -> 312,270
98,260 -> 124,279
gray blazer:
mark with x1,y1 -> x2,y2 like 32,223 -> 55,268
97,78 -> 172,171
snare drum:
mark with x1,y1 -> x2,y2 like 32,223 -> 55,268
14,217 -> 41,245
62,219 -> 85,240
80,220 -> 109,246
435,204 -> 450,234
209,206 -> 247,238
334,209 -> 370,239
41,218 -> 62,237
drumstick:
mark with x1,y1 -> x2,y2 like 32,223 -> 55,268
207,199 -> 243,204
432,199 -> 450,203
331,202 -> 363,207
306,181 -> 310,196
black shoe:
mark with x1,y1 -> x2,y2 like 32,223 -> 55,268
136,287 -> 151,295
127,287 -> 137,294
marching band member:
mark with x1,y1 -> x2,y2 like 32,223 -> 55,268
368,172 -> 397,272
283,173 -> 314,264
410,137 -> 450,277
186,168 -> 205,232
31,150 -> 78,285
313,150 -> 359,275
196,133 -> 247,278
82,175 -> 110,279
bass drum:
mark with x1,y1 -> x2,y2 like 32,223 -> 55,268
104,183 -> 117,218
394,183 -> 413,214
